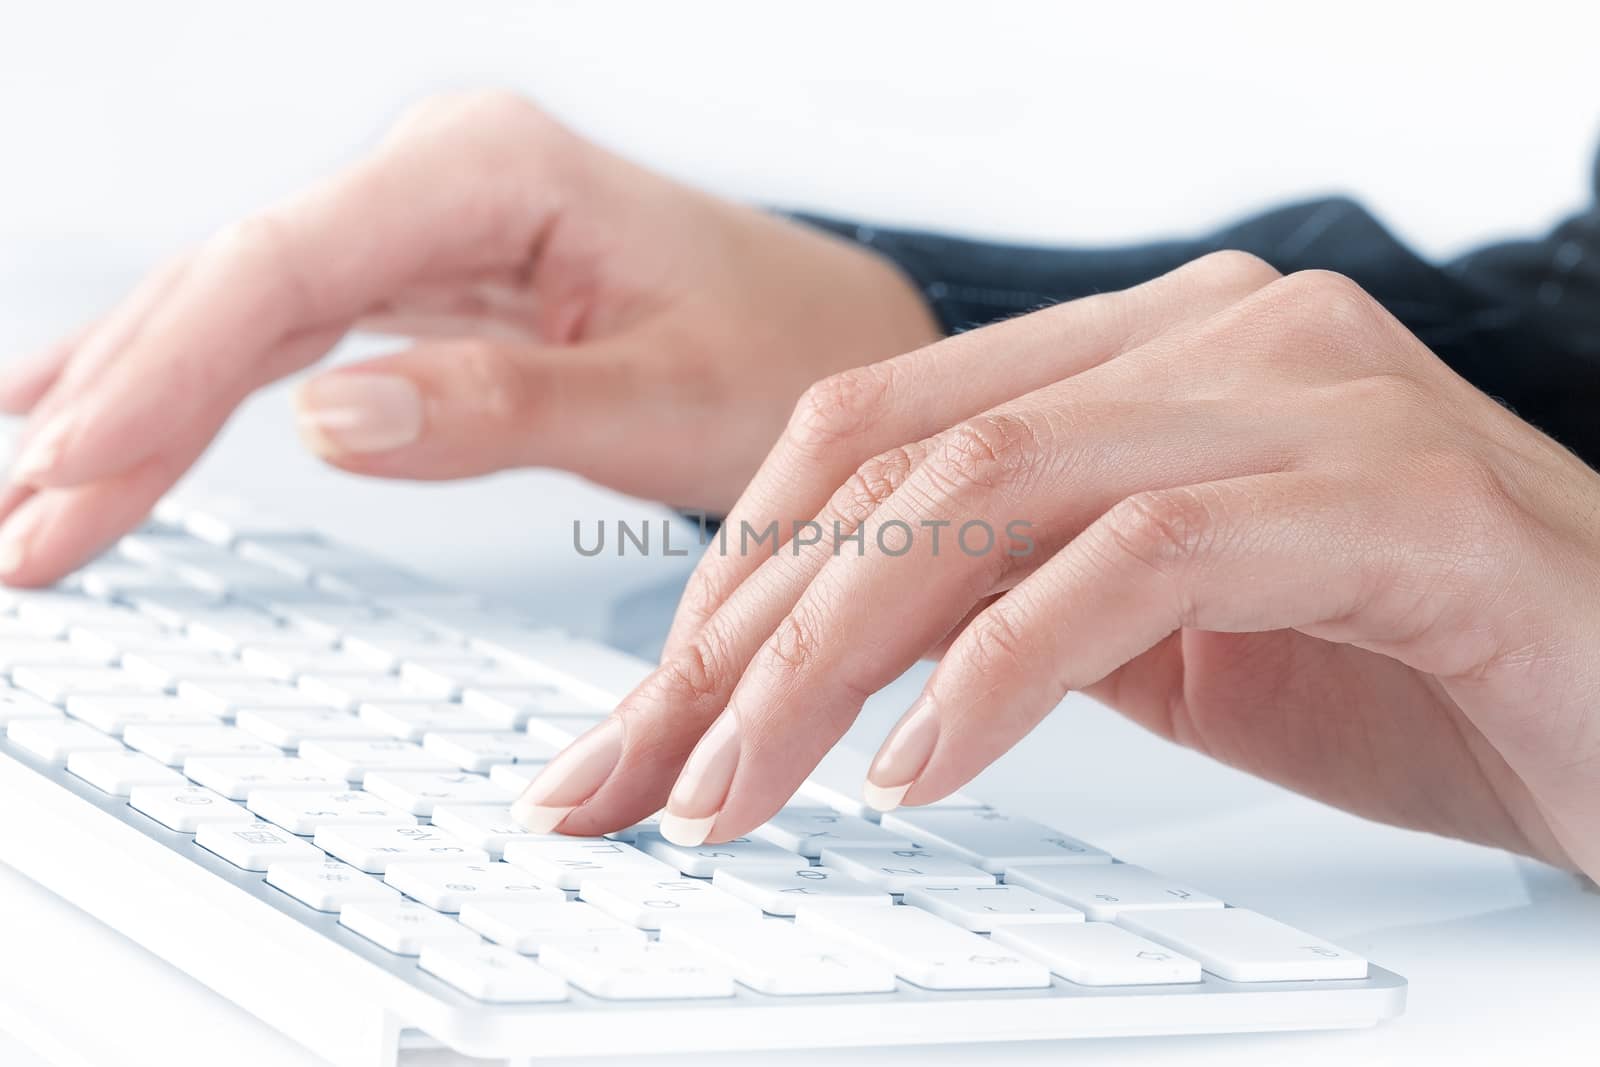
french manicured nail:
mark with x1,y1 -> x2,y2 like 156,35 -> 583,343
295,373 -> 422,456
511,717 -> 623,833
864,693 -> 939,812
661,712 -> 741,846
8,415 -> 71,484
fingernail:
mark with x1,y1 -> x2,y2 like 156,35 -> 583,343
9,416 -> 70,485
511,717 -> 623,833
295,373 -> 423,456
864,693 -> 939,812
661,712 -> 742,846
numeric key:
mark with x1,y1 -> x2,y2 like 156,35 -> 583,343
880,808 -> 1110,873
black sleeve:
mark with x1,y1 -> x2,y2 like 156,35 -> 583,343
792,147 -> 1600,468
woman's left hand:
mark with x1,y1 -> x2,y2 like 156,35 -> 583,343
512,251 -> 1600,881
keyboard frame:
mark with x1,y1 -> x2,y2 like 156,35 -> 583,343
0,733 -> 1406,1067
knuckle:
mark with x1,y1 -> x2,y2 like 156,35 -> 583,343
1266,269 -> 1382,335
211,212 -> 312,321
924,413 -> 1040,496
1103,486 -> 1219,575
831,446 -> 918,525
453,339 -> 531,424
395,88 -> 545,137
674,565 -> 735,632
1186,249 -> 1282,292
962,601 -> 1035,679
764,607 -> 828,676
785,364 -> 897,458
653,635 -> 734,711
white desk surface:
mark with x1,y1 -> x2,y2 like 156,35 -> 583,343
2,4 -> 1598,1057
0,255 -> 1596,1067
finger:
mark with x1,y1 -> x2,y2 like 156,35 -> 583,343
0,325 -> 341,585
520,433 -> 941,837
0,445 -> 210,587
10,105 -> 578,490
661,250 -> 1282,659
0,255 -> 190,416
657,392 -> 1308,844
861,472 -> 1406,809
292,335 -> 643,482
0,329 -> 78,414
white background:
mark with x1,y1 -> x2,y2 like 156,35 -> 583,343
1,2 -> 1598,1065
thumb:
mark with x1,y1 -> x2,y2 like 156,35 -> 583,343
294,336 -> 635,481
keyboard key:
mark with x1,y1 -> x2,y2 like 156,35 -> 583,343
796,904 -> 1051,990
752,807 -> 916,858
297,673 -> 442,711
362,770 -> 513,815
663,918 -> 898,995
0,639 -> 114,672
502,838 -> 679,891
247,789 -> 417,835
65,694 -> 220,735
539,942 -> 734,1000
487,763 -> 537,793
522,714 -> 610,748
458,899 -> 646,954
343,635 -> 466,671
711,865 -> 894,916
123,723 -> 282,766
6,718 -> 124,763
235,707 -> 386,747
0,687 -> 65,724
14,665 -> 162,704
120,650 -> 250,689
238,647 -> 379,682
358,701 -> 502,741
1116,908 -> 1368,982
1003,863 -> 1223,921
991,922 -> 1203,986
186,613 -> 334,655
195,820 -> 325,870
339,899 -> 481,955
601,812 -> 661,844
418,942 -> 568,1003
129,784 -> 249,831
267,859 -> 401,911
880,809 -> 1111,873
797,743 -> 985,820
177,498 -> 316,546
819,846 -> 997,893
182,756 -> 345,799
384,861 -> 564,911
421,730 -> 558,772
298,738 -> 456,782
579,876 -> 761,930
460,683 -> 597,729
637,832 -> 806,877
430,805 -> 563,858
177,678 -> 329,717
902,884 -> 1086,932
67,622 -> 178,659
314,824 -> 490,873
66,749 -> 185,795
468,633 -> 649,710
399,656 -> 526,698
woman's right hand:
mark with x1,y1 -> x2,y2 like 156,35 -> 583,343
0,91 -> 939,585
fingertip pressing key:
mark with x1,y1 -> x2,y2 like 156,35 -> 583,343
510,716 -> 624,834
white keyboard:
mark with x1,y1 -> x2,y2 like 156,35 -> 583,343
0,498 -> 1405,1065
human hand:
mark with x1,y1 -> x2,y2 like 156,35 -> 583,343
0,91 -> 938,584
513,251 -> 1600,880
